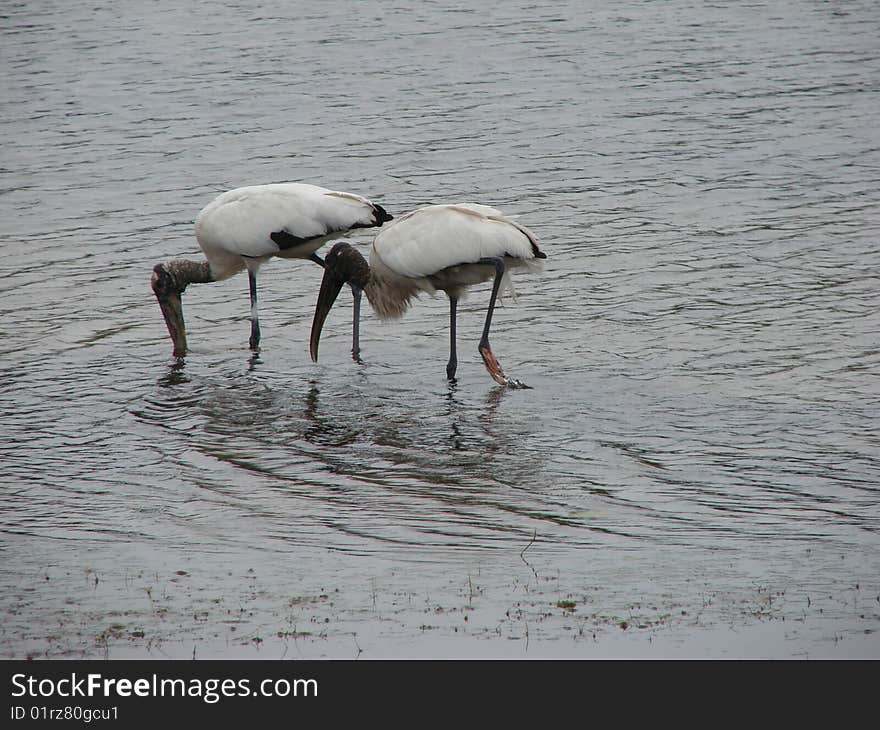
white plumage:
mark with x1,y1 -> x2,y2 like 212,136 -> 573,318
151,182 -> 392,357
373,203 -> 538,277
195,183 -> 386,280
310,202 -> 546,387
369,203 -> 543,306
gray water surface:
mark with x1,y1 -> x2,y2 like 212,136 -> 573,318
1,0 -> 879,658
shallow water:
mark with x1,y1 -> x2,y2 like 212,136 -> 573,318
1,0 -> 879,659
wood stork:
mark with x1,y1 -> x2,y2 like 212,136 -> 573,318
309,203 -> 546,388
151,182 -> 392,358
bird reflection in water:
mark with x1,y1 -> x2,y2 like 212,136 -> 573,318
157,358 -> 189,388
302,381 -> 361,448
300,373 -> 528,486
444,380 -> 508,451
246,351 -> 262,373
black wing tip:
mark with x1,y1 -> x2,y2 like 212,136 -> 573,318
532,243 -> 547,259
373,203 -> 393,224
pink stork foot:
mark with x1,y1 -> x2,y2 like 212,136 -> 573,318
479,345 -> 531,389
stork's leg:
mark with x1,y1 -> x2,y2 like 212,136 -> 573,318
477,257 -> 529,389
350,285 -> 362,362
447,295 -> 458,380
248,270 -> 261,351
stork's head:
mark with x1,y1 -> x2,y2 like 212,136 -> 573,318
151,262 -> 187,357
324,242 -> 370,289
310,242 -> 369,362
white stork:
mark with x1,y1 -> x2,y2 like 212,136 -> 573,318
309,203 -> 546,388
151,182 -> 392,357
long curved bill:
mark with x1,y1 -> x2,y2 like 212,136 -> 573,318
309,268 -> 346,362
151,268 -> 187,358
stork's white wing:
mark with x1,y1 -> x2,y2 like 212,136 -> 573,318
372,204 -> 541,279
195,183 -> 379,260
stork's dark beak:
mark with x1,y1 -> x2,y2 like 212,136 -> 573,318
309,267 -> 346,362
152,264 -> 187,358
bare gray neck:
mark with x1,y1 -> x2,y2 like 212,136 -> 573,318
166,259 -> 214,289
